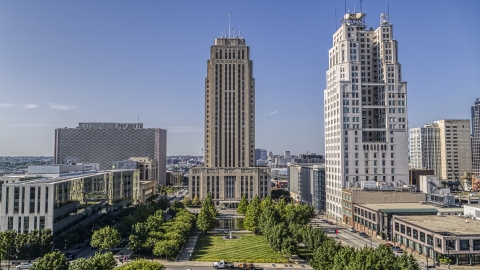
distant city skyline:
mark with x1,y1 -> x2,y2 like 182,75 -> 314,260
0,1 -> 479,156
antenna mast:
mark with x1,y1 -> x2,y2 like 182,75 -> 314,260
388,3 -> 390,18
335,9 -> 337,29
344,0 -> 346,14
228,12 -> 231,38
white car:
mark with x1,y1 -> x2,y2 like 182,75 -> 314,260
348,227 -> 356,232
16,263 -> 33,269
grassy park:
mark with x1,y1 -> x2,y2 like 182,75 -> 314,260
191,233 -> 289,263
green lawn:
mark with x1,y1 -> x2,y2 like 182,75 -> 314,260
191,233 -> 289,263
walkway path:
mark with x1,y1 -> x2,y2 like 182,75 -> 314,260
178,230 -> 201,261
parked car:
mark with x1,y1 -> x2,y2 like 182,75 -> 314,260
348,227 -> 356,232
358,232 -> 368,237
65,253 -> 76,261
16,263 -> 33,269
394,247 -> 404,253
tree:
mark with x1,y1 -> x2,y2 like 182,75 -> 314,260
116,259 -> 165,270
271,189 -> 292,203
31,251 -> 68,270
153,239 -> 178,260
182,196 -> 192,206
90,226 -> 121,252
332,246 -> 355,270
88,252 -> 117,270
259,196 -> 273,211
192,195 -> 200,206
128,222 -> 150,253
237,194 -> 249,214
196,193 -> 218,234
0,230 -> 17,263
243,195 -> 260,233
310,239 -> 342,270
394,253 -> 420,270
281,237 -> 297,257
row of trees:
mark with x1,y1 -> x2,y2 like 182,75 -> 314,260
182,196 -> 201,206
241,196 -> 320,257
128,201 -> 196,260
310,239 -> 420,270
30,251 -> 164,270
0,229 -> 53,262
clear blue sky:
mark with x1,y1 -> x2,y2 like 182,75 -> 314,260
1,0 -> 479,156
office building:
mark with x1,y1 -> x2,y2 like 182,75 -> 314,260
288,164 -> 325,212
255,149 -> 267,162
189,34 -> 270,207
112,157 -> 158,181
473,98 -> 480,177
54,122 -> 167,185
1,165 -> 140,234
409,125 -> 440,174
409,120 -> 472,181
324,12 -> 409,220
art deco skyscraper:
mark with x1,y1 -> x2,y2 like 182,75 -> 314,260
324,13 -> 409,221
189,35 -> 270,207
204,37 -> 255,168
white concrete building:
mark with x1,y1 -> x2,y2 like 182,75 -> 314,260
1,166 -> 140,234
324,12 -> 409,221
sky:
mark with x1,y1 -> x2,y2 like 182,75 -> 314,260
0,0 -> 479,156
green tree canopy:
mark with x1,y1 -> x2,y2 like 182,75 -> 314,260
192,195 -> 201,206
237,194 -> 249,214
243,195 -> 261,233
116,259 -> 165,270
31,251 -> 68,270
196,193 -> 218,233
68,252 -> 116,270
90,226 -> 121,252
310,239 -> 342,270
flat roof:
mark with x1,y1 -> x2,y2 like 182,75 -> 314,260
396,215 -> 480,235
358,202 -> 463,213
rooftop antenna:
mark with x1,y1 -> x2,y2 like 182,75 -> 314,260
228,12 -> 231,38
360,0 -> 363,13
388,3 -> 390,18
354,3 -> 356,13
137,115 -> 139,127
232,27 -> 235,37
335,9 -> 337,29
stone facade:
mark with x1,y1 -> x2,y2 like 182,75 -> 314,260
188,167 -> 271,207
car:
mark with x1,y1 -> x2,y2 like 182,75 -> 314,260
16,263 -> 33,269
394,247 -> 404,253
65,253 -> 76,261
358,232 -> 368,237
348,227 -> 356,232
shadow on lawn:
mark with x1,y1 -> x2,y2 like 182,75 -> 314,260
191,232 -> 213,260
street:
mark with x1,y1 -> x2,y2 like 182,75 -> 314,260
309,218 -> 379,249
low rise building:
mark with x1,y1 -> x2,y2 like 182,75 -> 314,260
1,166 -> 140,235
393,215 -> 480,265
342,189 -> 426,227
288,164 -> 325,212
353,202 -> 462,241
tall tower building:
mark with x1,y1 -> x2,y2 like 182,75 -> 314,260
189,34 -> 270,207
204,37 -> 255,168
324,13 -> 409,220
472,98 -> 480,177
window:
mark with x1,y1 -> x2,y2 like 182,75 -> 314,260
420,232 -> 425,242
446,239 -> 456,251
473,239 -> 480,250
406,227 -> 411,236
460,240 -> 470,251
413,229 -> 418,239
400,224 -> 405,234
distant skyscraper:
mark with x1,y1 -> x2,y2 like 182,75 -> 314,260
189,35 -> 270,207
409,125 -> 441,174
472,98 -> 480,177
409,120 -> 472,181
324,12 -> 409,220
204,37 -> 255,168
54,122 -> 167,185
255,148 -> 267,161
